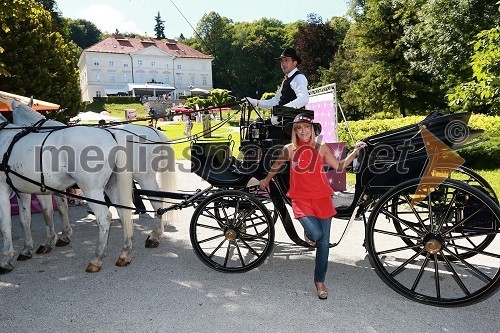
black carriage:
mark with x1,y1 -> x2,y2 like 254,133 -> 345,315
150,105 -> 499,306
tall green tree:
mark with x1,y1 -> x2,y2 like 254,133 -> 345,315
0,0 -> 83,120
192,12 -> 234,90
231,18 -> 290,98
154,11 -> 165,39
448,27 -> 500,115
295,13 -> 341,86
335,0 -> 430,118
68,18 -> 101,49
404,0 -> 500,100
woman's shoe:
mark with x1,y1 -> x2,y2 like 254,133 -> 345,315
304,233 -> 316,247
317,289 -> 328,300
315,282 -> 328,300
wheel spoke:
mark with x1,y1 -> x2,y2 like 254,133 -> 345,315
441,249 -> 472,295
374,228 -> 421,240
381,208 -> 426,236
390,250 -> 425,277
198,232 -> 225,244
433,254 -> 441,299
442,247 -> 493,283
376,243 -> 423,256
411,254 -> 431,292
446,243 -> 500,259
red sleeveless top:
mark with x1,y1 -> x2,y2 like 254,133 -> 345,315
287,141 -> 335,219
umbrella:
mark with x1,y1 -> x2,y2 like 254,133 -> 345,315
0,90 -> 60,111
171,105 -> 194,113
70,111 -> 122,123
190,88 -> 210,95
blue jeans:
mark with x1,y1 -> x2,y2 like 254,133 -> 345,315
298,216 -> 332,283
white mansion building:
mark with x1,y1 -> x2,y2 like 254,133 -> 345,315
78,35 -> 213,101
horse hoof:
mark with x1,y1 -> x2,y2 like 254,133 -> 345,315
56,239 -> 70,247
36,245 -> 53,254
85,263 -> 101,273
0,266 -> 14,274
17,253 -> 33,261
116,258 -> 131,267
145,236 -> 160,248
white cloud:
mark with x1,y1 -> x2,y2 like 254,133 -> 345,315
79,4 -> 146,35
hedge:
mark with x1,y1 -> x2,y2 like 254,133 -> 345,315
337,114 -> 500,170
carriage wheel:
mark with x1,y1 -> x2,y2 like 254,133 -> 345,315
392,167 -> 498,260
190,190 -> 274,273
366,178 -> 499,306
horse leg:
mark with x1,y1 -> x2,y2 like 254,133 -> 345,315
16,194 -> 35,260
133,177 -> 162,248
36,194 -> 58,254
0,188 -> 15,273
104,175 -> 133,267
54,195 -> 72,246
83,193 -> 112,273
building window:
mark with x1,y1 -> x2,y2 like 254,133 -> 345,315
137,59 -> 143,67
202,76 -> 207,85
96,90 -> 101,97
190,76 -> 195,85
202,63 -> 206,71
108,59 -> 114,67
164,76 -> 170,84
176,74 -> 183,86
123,60 -> 129,67
109,74 -> 116,82
96,73 -> 100,82
177,64 -> 182,70
151,61 -> 156,67
136,73 -> 144,83
166,63 -> 169,69
93,58 -> 99,66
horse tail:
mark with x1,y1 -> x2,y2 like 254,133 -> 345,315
157,130 -> 179,225
114,135 -> 133,244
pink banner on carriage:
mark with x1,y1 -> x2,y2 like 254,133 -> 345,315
306,89 -> 345,191
306,99 -> 337,143
9,192 -> 58,215
325,142 -> 347,192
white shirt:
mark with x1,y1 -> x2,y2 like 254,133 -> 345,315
253,67 -> 309,109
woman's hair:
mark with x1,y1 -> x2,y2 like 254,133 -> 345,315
291,122 -> 316,150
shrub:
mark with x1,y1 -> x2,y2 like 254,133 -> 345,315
337,114 -> 500,169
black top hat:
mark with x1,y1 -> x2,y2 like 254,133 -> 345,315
286,113 -> 322,136
278,48 -> 302,64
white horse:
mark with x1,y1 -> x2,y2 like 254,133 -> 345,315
0,105 -> 133,273
12,103 -> 178,253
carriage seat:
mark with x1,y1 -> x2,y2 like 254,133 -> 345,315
191,141 -> 252,188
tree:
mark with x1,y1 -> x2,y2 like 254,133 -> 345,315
154,11 -> 166,39
0,0 -> 83,120
404,0 -> 500,97
68,18 -> 101,49
295,13 -> 340,86
448,27 -> 500,115
192,12 -> 234,90
331,0 -> 435,118
231,18 -> 290,98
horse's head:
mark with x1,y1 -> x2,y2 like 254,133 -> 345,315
12,100 -> 46,126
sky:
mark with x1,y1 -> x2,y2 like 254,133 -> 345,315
56,0 -> 349,39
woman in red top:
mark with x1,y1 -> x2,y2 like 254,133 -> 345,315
259,113 -> 366,300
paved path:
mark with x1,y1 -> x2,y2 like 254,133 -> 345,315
0,161 -> 498,333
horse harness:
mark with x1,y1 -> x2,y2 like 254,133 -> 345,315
0,122 -> 141,211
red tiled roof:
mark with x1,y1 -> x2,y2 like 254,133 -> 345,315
85,36 -> 212,59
